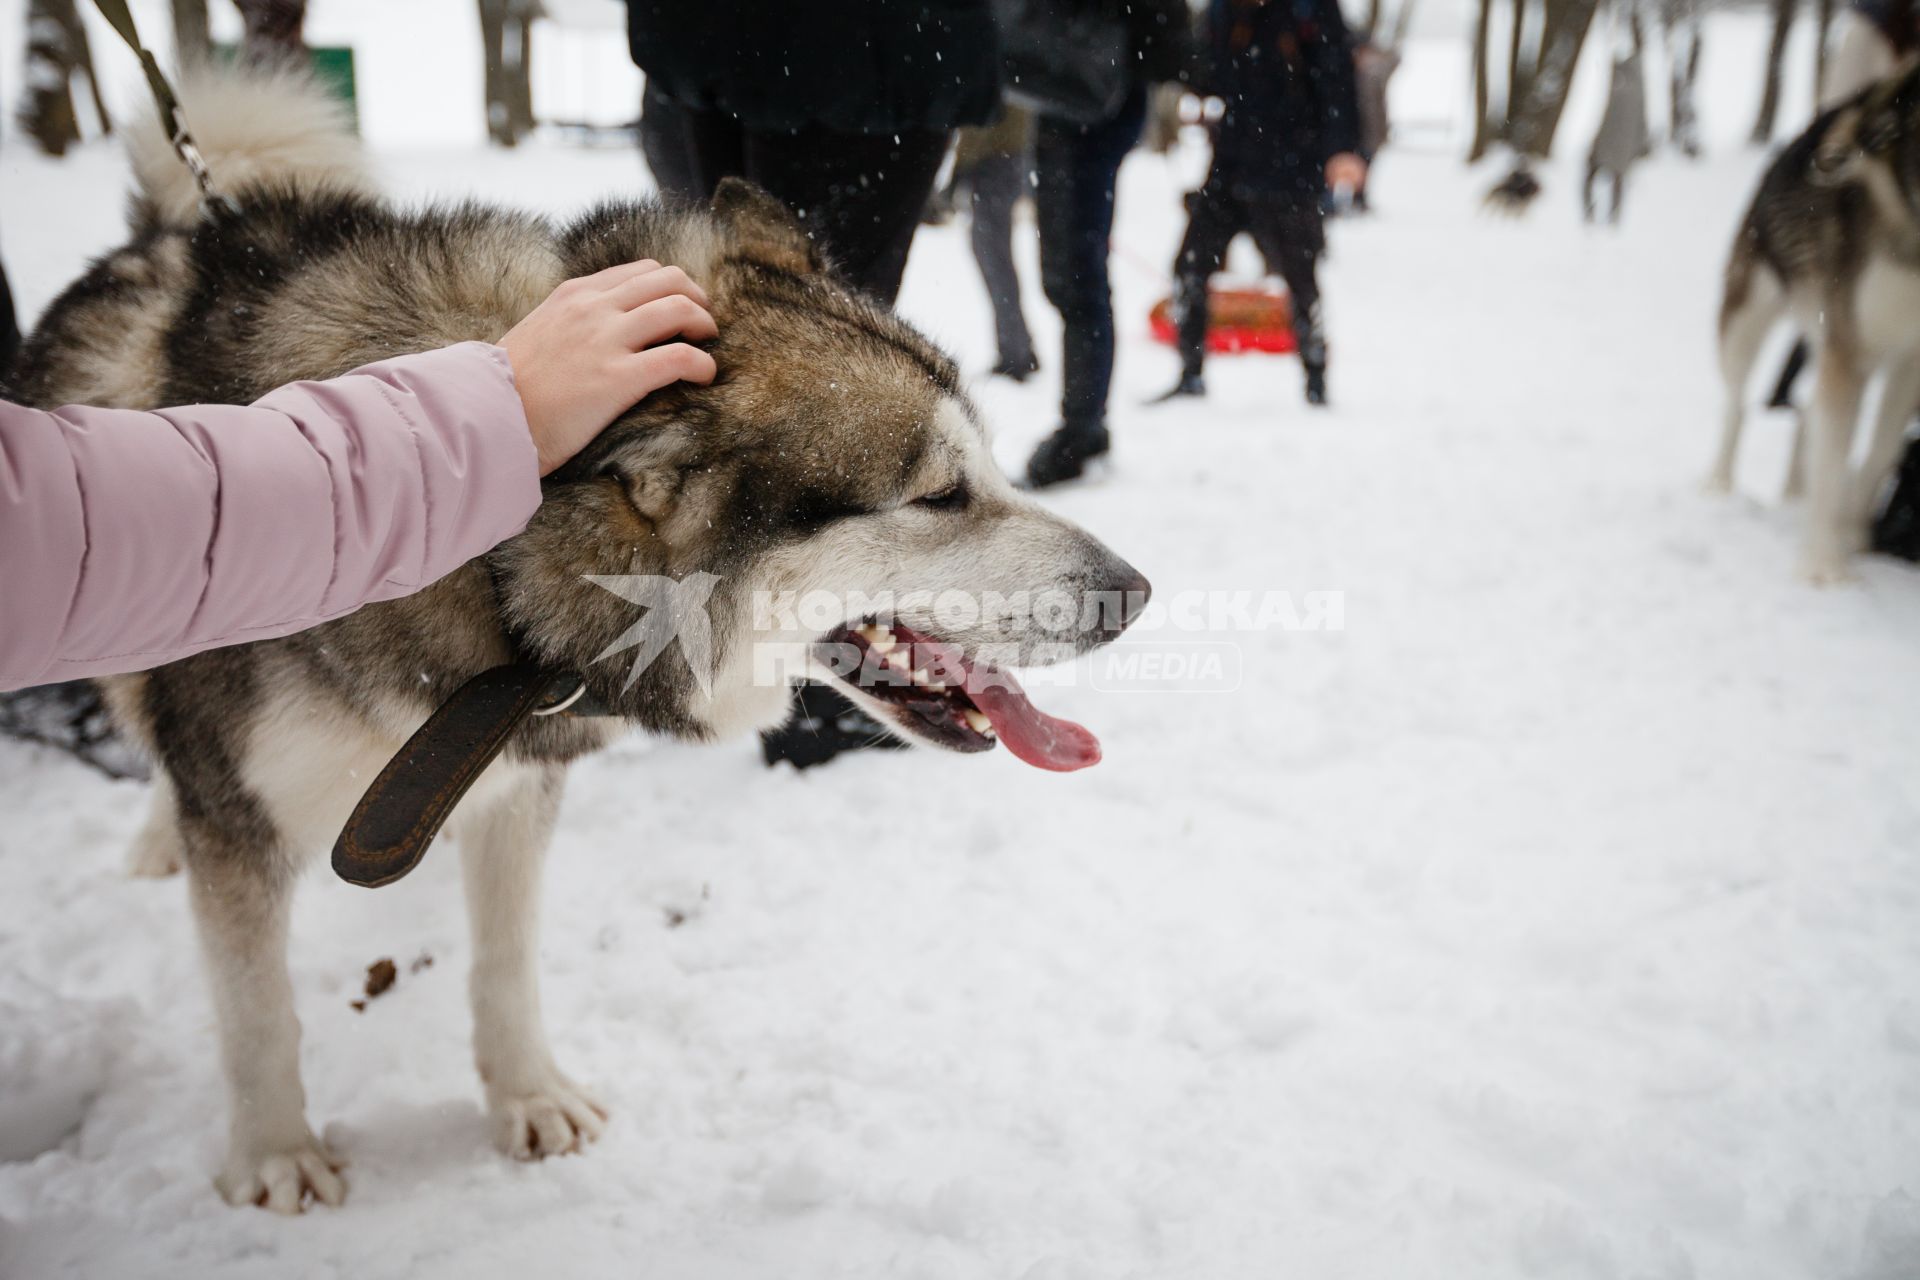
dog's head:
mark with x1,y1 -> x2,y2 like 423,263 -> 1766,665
1814,58 -> 1920,199
494,181 -> 1148,770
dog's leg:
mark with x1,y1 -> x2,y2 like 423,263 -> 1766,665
1711,267 -> 1782,493
455,763 -> 607,1160
187,844 -> 344,1212
1850,358 -> 1920,530
1802,339 -> 1869,583
1784,409 -> 1809,501
126,771 -> 184,877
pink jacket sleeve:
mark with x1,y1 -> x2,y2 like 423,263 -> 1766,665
0,341 -> 541,690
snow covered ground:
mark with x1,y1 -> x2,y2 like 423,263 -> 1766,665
5,7 -> 1920,1280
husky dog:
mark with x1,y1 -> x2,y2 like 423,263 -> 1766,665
1713,60 -> 1920,582
15,71 -> 1148,1212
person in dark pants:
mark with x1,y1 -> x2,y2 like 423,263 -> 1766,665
953,109 -> 1039,380
627,1 -> 999,767
1022,87 -> 1149,487
628,1 -> 997,302
1021,0 -> 1189,489
1155,0 -> 1364,409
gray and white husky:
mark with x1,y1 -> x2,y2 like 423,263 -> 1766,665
13,70 -> 1148,1211
1714,60 -> 1920,582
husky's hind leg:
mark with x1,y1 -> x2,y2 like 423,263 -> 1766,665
1710,262 -> 1784,492
127,772 -> 184,877
1802,338 -> 1869,583
454,764 -> 607,1160
187,836 -> 344,1212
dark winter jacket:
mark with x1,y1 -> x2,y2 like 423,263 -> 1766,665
625,1 -> 1001,135
1022,0 -> 1192,88
1202,0 -> 1361,198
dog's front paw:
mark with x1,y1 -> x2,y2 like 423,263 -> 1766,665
488,1074 -> 607,1160
216,1136 -> 346,1214
1798,554 -> 1857,586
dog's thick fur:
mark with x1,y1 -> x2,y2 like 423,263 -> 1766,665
1714,60 -> 1920,582
17,71 -> 1145,1211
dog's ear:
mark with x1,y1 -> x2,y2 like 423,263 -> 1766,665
1814,105 -> 1868,181
1855,61 -> 1920,155
712,178 -> 822,274
560,419 -> 710,527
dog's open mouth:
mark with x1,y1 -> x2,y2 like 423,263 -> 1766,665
814,620 -> 1101,771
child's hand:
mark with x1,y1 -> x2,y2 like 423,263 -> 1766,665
1325,152 -> 1368,192
502,260 -> 719,475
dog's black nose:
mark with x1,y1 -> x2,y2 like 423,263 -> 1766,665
1102,568 -> 1152,636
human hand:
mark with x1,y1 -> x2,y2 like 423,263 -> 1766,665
1325,152 -> 1368,192
501,260 -> 719,475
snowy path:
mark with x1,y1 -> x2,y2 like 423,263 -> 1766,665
6,46 -> 1920,1280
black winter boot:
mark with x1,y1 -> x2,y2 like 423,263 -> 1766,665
759,683 -> 905,770
1297,320 -> 1329,407
1154,272 -> 1210,404
990,352 -> 1040,382
1150,371 -> 1206,403
1023,420 -> 1111,489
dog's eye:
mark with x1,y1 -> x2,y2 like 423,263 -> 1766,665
913,483 -> 969,511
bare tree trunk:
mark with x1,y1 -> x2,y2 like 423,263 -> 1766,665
507,5 -> 536,141
234,0 -> 308,68
17,0 -> 111,155
1752,0 -> 1796,144
1364,0 -> 1384,40
1812,0 -> 1835,103
1504,0 -> 1533,143
1663,0 -> 1704,156
479,0 -> 538,147
173,0 -> 212,67
1509,0 -> 1600,158
1469,0 -> 1497,160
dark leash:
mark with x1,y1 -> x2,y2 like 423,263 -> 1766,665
330,664 -> 613,888
89,0 -> 235,213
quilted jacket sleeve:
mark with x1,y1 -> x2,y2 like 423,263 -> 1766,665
0,341 -> 540,690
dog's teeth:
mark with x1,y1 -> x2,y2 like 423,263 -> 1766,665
924,681 -> 947,692
869,630 -> 896,653
912,668 -> 930,685
963,709 -> 993,735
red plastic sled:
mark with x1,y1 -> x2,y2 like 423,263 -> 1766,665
1148,283 -> 1297,355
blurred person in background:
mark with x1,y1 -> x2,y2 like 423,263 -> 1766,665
1350,34 -> 1398,213
1154,0 -> 1363,411
1019,0 -> 1190,489
951,106 -> 1041,382
626,0 -> 1000,765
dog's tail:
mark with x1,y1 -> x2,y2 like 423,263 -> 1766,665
126,63 -> 374,227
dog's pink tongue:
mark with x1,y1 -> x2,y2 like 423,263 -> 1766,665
964,667 -> 1101,772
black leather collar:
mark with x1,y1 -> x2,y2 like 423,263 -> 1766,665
332,663 -> 611,887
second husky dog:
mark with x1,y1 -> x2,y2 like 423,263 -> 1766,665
1714,61 -> 1920,582
14,70 -> 1149,1212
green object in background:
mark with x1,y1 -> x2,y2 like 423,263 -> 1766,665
212,44 -> 358,135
